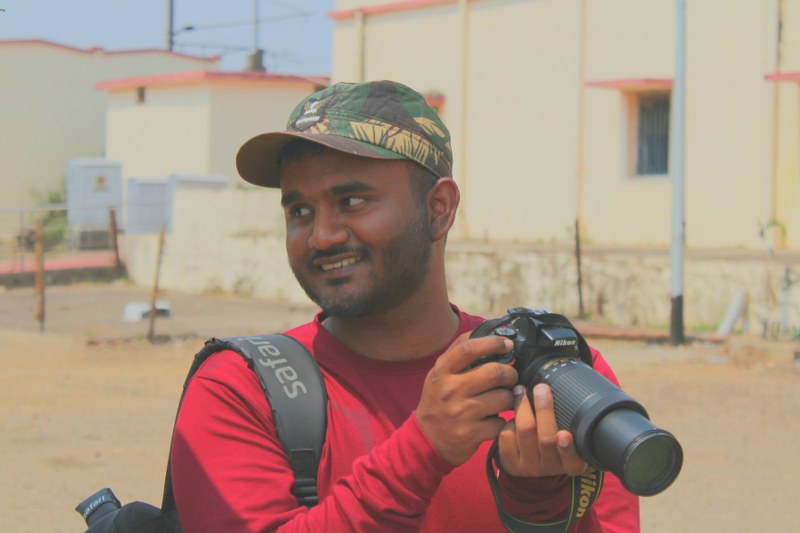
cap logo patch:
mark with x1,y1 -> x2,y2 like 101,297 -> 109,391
293,98 -> 326,131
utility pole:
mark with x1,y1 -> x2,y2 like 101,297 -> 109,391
669,0 -> 687,345
254,0 -> 260,51
575,0 -> 588,319
768,0 -> 785,250
166,0 -> 175,51
246,0 -> 267,71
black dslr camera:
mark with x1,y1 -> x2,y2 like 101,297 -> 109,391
471,307 -> 683,496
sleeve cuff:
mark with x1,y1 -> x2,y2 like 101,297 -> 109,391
497,468 -> 571,523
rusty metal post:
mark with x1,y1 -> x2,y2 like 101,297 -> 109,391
109,208 -> 122,273
575,219 -> 586,319
147,226 -> 166,343
19,211 -> 25,272
34,220 -> 46,331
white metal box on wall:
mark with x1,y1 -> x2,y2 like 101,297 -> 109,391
66,158 -> 122,229
126,178 -> 169,233
126,174 -> 228,234
165,174 -> 228,230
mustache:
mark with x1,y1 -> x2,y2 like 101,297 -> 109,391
306,246 -> 370,268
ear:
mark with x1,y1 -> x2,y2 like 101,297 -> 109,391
428,178 -> 460,242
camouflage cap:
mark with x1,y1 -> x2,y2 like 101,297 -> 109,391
236,80 -> 453,188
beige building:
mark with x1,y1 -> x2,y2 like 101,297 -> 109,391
97,71 -> 328,198
96,71 -> 327,297
0,39 -> 219,211
330,0 -> 800,251
104,0 -> 800,333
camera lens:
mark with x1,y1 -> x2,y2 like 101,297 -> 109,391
622,430 -> 683,495
591,408 -> 683,496
534,359 -> 683,496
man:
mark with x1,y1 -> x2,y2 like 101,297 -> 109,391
170,80 -> 639,532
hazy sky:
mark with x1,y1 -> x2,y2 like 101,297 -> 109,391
0,0 -> 335,74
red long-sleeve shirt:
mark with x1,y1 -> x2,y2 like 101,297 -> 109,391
171,309 -> 639,532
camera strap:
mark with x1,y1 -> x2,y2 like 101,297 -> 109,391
485,441 -> 604,532
481,309 -> 602,531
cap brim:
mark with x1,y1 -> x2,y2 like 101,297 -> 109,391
236,131 -> 404,188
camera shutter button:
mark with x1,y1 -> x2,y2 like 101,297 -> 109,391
494,327 -> 517,339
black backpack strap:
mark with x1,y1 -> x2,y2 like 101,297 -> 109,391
218,334 -> 328,506
161,333 -> 327,516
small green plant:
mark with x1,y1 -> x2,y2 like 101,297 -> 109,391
30,180 -> 67,250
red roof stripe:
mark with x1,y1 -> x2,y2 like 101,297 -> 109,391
329,0 -> 456,20
0,38 -> 219,62
765,72 -> 800,82
95,70 -> 330,91
585,78 -> 673,91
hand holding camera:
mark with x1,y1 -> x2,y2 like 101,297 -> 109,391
470,307 -> 683,497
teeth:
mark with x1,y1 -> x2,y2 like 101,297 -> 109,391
321,257 -> 360,271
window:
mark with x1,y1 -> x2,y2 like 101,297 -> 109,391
627,91 -> 670,176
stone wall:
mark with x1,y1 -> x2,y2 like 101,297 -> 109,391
123,189 -> 800,337
446,242 -> 800,336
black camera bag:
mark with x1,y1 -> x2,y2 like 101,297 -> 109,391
76,333 -> 327,532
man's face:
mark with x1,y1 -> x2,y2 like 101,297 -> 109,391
279,149 -> 433,317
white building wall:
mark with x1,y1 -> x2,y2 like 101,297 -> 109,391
683,0 -> 773,248
330,0 -> 798,250
208,81 -> 324,183
465,0 -> 581,243
124,187 -> 307,305
0,40 -> 218,210
103,76 -> 324,226
773,0 -> 800,249
105,85 -> 213,184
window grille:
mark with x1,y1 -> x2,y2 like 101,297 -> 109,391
636,93 -> 670,175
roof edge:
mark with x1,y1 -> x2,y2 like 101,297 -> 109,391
95,70 -> 330,91
765,71 -> 800,82
329,0 -> 456,20
585,78 -> 673,91
0,38 -> 219,63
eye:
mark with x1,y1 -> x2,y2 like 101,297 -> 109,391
341,196 -> 366,209
287,204 -> 311,218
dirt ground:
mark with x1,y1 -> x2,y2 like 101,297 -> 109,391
1,281 -> 798,532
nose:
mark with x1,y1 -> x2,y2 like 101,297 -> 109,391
308,208 -> 349,250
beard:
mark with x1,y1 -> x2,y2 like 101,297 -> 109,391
290,208 -> 433,318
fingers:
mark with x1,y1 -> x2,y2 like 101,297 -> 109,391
428,333 -> 517,397
496,387 -> 531,475
531,383 -> 561,461
510,385 -> 537,451
461,360 -> 518,396
554,430 -> 588,477
475,386 -> 516,419
497,384 -> 589,478
415,333 -> 518,467
532,384 -> 587,475
438,333 -> 513,374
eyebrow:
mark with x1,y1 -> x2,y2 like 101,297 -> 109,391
281,181 -> 377,207
280,191 -> 301,207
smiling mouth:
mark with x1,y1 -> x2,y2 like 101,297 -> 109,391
320,257 -> 361,272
